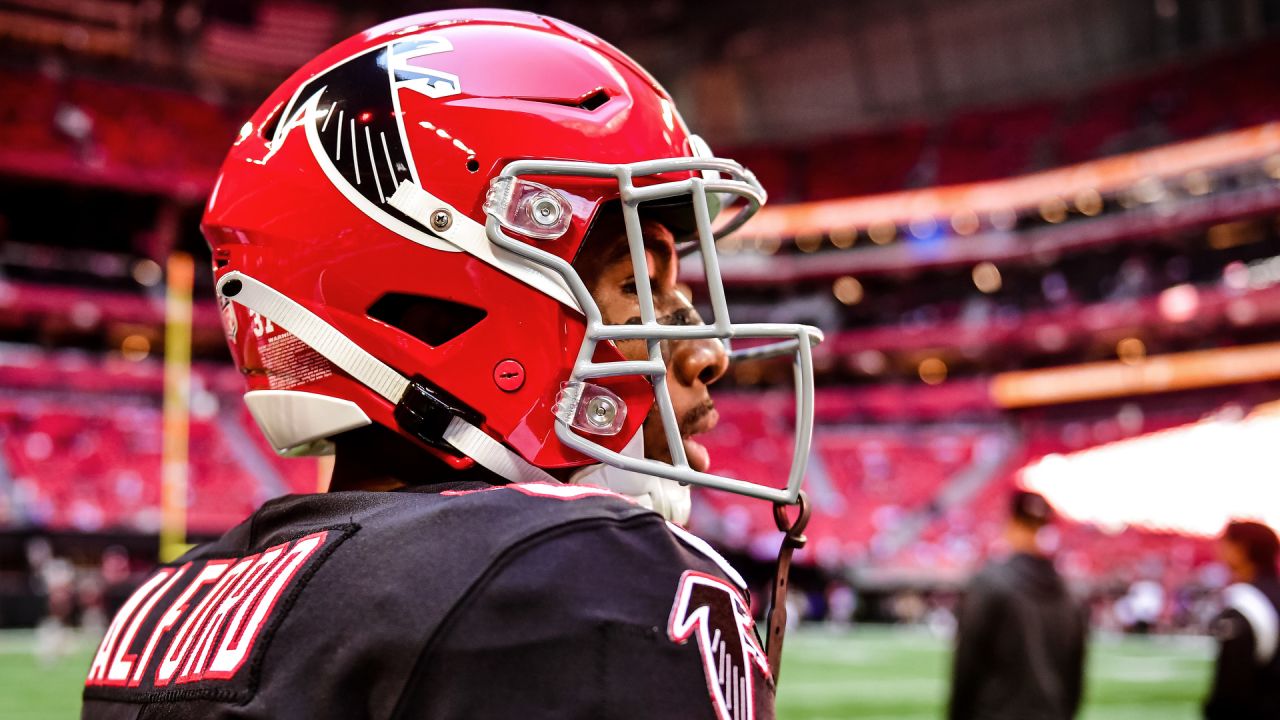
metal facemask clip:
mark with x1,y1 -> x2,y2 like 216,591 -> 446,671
554,380 -> 627,436
482,176 -> 573,240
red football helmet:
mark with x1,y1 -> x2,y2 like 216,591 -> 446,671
202,9 -> 821,514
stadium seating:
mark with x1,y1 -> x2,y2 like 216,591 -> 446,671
689,389 -> 994,566
0,70 -> 63,157
892,411 -> 1220,584
935,103 -> 1058,184
5,36 -> 1280,202
0,396 -> 268,534
722,38 -> 1280,199
0,69 -> 240,193
0,350 -> 314,534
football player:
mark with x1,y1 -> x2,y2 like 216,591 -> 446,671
83,9 -> 820,719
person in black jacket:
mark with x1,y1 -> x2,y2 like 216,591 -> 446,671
1203,520 -> 1280,720
949,490 -> 1088,720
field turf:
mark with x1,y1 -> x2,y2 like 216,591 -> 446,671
775,626 -> 1213,720
0,625 -> 1213,719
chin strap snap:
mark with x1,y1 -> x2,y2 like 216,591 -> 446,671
766,490 -> 810,683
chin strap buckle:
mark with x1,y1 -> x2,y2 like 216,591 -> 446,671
394,375 -> 482,453
766,490 -> 810,683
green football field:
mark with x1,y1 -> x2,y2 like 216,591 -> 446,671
0,625 -> 1213,719
774,626 -> 1213,720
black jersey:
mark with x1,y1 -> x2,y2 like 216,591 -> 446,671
1204,577 -> 1280,720
949,553 -> 1087,720
82,481 -> 775,720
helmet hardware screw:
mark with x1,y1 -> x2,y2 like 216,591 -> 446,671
430,209 -> 452,232
585,396 -> 617,428
530,197 -> 561,227
493,359 -> 525,393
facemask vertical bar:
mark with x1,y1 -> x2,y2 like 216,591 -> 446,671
786,329 -> 816,495
690,178 -> 733,336
618,169 -> 658,327
651,365 -> 688,468
619,171 -> 689,469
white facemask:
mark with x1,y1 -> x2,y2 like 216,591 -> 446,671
568,432 -> 691,525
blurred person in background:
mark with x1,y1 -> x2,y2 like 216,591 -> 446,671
27,536 -> 76,666
1203,520 -> 1280,720
1116,578 -> 1166,634
97,545 -> 133,618
948,490 -> 1087,720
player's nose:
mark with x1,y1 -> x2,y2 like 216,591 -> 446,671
672,337 -> 729,387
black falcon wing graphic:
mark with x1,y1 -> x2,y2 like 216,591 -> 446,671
258,38 -> 461,236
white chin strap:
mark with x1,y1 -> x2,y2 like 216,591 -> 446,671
568,433 -> 691,524
217,271 -> 686,521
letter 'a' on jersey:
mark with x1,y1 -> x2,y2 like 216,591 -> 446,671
201,9 -> 822,508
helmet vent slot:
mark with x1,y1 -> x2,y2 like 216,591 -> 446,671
515,88 -> 611,112
367,293 -> 487,348
577,89 -> 610,111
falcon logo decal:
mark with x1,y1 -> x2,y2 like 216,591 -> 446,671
253,34 -> 460,251
667,570 -> 770,720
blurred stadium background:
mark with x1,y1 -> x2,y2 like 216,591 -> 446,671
3,0 -> 1280,717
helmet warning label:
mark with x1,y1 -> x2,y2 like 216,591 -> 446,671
258,330 -> 336,390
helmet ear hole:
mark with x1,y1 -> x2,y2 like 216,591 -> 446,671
466,158 -> 480,173
367,293 -> 487,347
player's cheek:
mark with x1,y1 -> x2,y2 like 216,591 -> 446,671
612,338 -> 649,362
641,408 -> 674,461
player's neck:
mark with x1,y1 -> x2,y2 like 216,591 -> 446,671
328,425 -> 467,491
1007,524 -> 1044,557
1233,565 -> 1258,584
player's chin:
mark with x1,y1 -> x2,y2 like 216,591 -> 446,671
683,436 -> 711,473
645,435 -> 712,474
